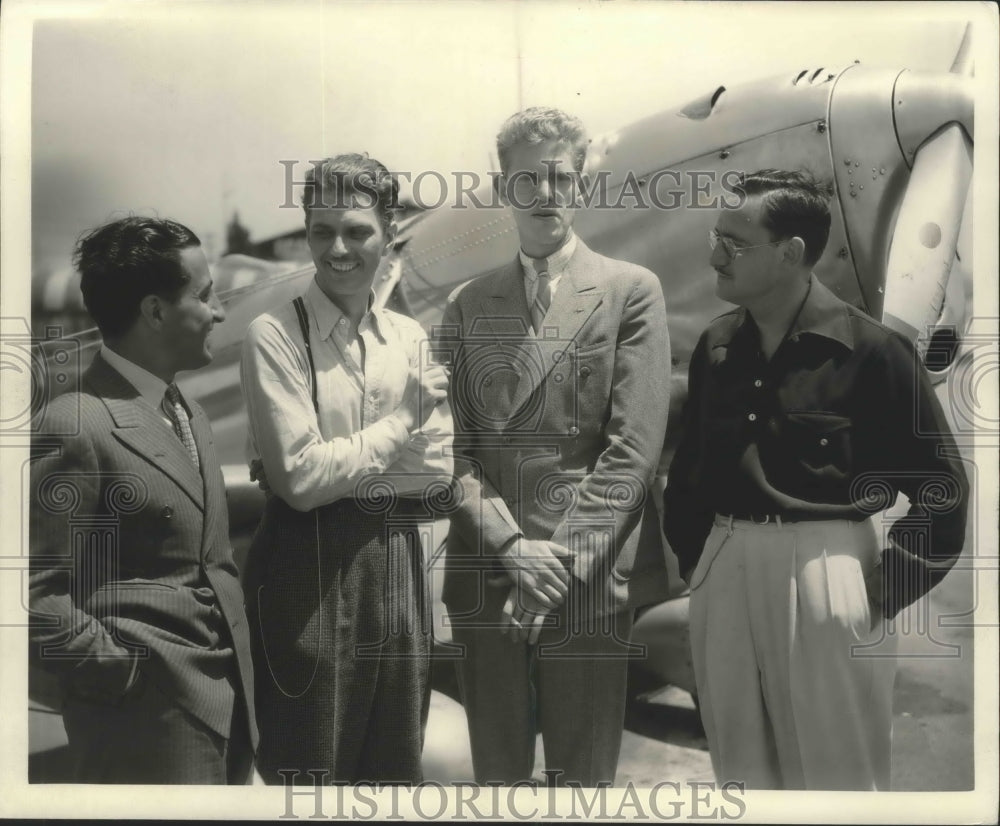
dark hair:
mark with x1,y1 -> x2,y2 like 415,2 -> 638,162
733,170 -> 833,267
496,107 -> 589,175
74,216 -> 201,338
302,153 -> 399,229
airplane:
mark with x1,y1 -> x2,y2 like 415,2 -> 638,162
30,29 -> 976,739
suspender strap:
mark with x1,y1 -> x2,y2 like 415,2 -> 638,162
292,296 -> 320,414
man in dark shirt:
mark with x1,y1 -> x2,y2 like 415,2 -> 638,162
663,170 -> 968,790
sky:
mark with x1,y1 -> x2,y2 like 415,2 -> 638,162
11,0 -> 991,278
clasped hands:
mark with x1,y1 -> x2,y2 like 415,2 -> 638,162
497,537 -> 572,645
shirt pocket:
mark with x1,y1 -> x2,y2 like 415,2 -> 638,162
783,410 -> 853,480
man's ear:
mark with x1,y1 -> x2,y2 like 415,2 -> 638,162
782,236 -> 807,267
138,294 -> 166,331
494,173 -> 510,206
383,220 -> 399,253
572,170 -> 590,207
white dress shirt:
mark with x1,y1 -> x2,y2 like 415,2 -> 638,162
518,230 -> 578,310
240,279 -> 454,512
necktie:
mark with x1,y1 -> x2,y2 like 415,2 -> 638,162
163,383 -> 200,470
530,258 -> 551,335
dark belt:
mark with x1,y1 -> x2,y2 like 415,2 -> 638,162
723,513 -> 785,525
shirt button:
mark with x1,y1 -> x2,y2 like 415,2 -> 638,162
579,366 -> 592,378
568,426 -> 580,436
819,437 -> 829,446
754,379 -> 763,388
747,413 -> 757,422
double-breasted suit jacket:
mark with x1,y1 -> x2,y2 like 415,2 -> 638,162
29,354 -> 257,748
437,240 -> 672,619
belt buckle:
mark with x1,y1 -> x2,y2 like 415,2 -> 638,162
750,514 -> 771,525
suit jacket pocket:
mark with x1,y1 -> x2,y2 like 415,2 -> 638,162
567,344 -> 613,431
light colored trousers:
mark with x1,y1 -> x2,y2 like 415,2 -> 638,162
689,515 -> 897,790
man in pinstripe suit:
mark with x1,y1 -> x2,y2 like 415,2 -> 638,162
28,217 -> 258,783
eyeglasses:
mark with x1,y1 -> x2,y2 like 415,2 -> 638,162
709,229 -> 785,260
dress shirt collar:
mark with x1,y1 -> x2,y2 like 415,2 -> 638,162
718,274 -> 855,353
305,278 -> 385,342
518,230 -> 578,280
99,344 -> 170,410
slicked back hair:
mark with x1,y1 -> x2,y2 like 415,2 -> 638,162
75,216 -> 201,339
734,169 -> 834,267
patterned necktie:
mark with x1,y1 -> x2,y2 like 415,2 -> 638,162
530,258 -> 552,335
163,383 -> 200,470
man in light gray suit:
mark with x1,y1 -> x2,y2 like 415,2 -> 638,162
435,107 -> 671,786
29,217 -> 257,783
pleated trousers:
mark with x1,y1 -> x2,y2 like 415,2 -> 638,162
689,515 -> 897,790
244,496 -> 431,785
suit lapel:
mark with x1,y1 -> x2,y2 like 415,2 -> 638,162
459,262 -> 531,423
478,262 -> 533,340
190,402 -> 222,558
87,355 -> 205,510
506,245 -> 605,418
